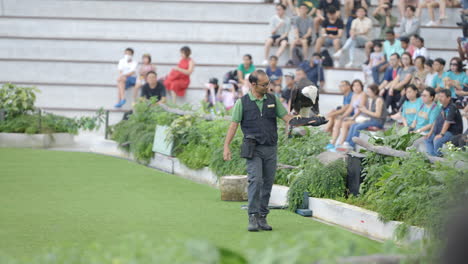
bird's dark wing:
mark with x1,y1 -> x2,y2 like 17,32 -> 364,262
290,86 -> 300,113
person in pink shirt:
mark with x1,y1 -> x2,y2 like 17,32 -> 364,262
217,81 -> 238,110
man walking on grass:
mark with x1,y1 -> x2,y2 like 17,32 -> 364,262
223,69 -> 326,232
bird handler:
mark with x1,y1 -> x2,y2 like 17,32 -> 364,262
223,69 -> 327,232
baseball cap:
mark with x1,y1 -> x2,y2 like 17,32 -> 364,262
284,72 -> 295,79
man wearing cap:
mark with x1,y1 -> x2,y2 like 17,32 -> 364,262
223,69 -> 326,232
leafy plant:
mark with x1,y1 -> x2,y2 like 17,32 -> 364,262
0,83 -> 40,119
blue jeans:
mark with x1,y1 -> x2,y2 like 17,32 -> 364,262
125,76 -> 136,89
425,131 -> 453,156
372,61 -> 388,84
346,120 -> 384,147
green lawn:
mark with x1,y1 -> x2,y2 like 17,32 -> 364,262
0,148 -> 391,262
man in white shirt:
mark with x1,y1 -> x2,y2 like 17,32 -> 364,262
116,48 -> 137,108
263,4 -> 291,65
412,34 -> 429,60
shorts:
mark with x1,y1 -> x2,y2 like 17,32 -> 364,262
271,34 -> 289,44
355,36 -> 369,48
125,76 -> 136,89
297,36 -> 313,45
324,37 -> 340,47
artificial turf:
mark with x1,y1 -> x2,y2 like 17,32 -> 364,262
0,148 -> 388,261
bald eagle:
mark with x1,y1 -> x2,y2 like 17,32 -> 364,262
290,84 -> 319,118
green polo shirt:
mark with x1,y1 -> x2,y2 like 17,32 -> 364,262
231,92 -> 288,123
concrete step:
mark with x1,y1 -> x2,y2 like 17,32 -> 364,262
0,37 -> 458,68
2,0 -> 271,23
0,16 -> 459,50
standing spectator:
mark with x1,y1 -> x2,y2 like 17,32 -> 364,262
365,1 -> 398,60
431,58 -> 446,91
314,6 -> 344,63
115,47 -> 137,108
324,80 -> 353,135
386,52 -> 416,114
425,89 -> 463,156
396,5 -> 421,39
288,4 -> 314,65
411,87 -> 441,134
400,84 -> 423,127
379,53 -> 401,93
299,53 -> 326,88
164,46 -> 195,104
328,79 -> 367,151
266,56 -> 284,89
237,54 -> 256,87
372,30 -> 404,84
133,53 -> 156,102
264,4 -> 291,65
332,7 -> 373,68
398,0 -> 419,17
281,72 -> 295,108
424,59 -> 437,88
412,35 -> 429,60
344,84 -> 387,149
204,77 -> 219,107
412,55 -> 428,92
314,0 -> 341,38
417,0 -> 447,26
363,43 -> 385,84
140,71 -> 166,104
443,57 -> 468,99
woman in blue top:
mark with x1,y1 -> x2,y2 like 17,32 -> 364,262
410,87 -> 441,134
442,57 -> 467,99
401,84 -> 423,127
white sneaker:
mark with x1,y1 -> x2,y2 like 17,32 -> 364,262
334,60 -> 340,68
262,59 -> 268,65
425,20 -> 436,26
333,50 -> 342,59
345,62 -> 354,68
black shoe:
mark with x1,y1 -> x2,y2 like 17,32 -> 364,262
258,214 -> 273,231
286,60 -> 295,67
248,214 -> 259,232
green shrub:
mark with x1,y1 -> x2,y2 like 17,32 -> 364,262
0,83 -> 39,119
288,158 -> 347,211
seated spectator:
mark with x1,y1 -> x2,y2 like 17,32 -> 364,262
237,54 -> 256,87
442,57 -> 468,99
294,0 -> 320,17
281,72 -> 295,108
314,0 -> 341,38
344,84 -> 387,149
264,4 -> 291,65
424,59 -> 436,87
344,0 -> 370,18
204,77 -> 219,108
140,71 -> 166,104
324,80 -> 353,136
412,35 -> 428,60
398,0 -> 419,17
266,56 -> 283,89
299,53 -> 326,88
327,79 -> 367,151
133,53 -> 156,103
363,42 -> 385,84
400,84 -> 423,127
425,89 -> 463,156
410,87 -> 441,134
431,58 -> 446,91
396,6 -> 420,39
412,56 -> 428,92
217,82 -> 237,110
115,47 -> 137,108
365,1 -> 398,59
457,29 -> 468,61
372,30 -> 404,84
164,46 -> 195,104
333,7 -> 373,68
400,36 -> 415,56
384,52 -> 416,114
416,0 -> 447,26
288,4 -> 313,65
379,53 -> 401,93
314,6 -> 344,65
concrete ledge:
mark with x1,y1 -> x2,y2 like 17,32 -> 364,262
270,185 -> 289,206
0,132 -> 75,148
